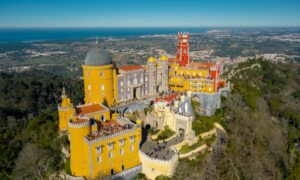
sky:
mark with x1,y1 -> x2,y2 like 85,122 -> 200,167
0,0 -> 299,28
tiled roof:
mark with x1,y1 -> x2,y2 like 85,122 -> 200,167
119,65 -> 144,71
76,103 -> 106,116
168,58 -> 176,63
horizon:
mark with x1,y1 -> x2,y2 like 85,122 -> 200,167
1,26 -> 300,29
1,0 -> 300,28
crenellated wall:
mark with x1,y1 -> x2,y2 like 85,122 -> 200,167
139,149 -> 178,179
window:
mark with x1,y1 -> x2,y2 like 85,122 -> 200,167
97,156 -> 102,162
119,139 -> 125,146
133,78 -> 137,85
130,145 -> 134,152
130,136 -> 135,143
141,78 -> 144,83
96,146 -> 102,154
120,81 -> 123,86
120,148 -> 124,155
101,85 -> 105,91
145,76 -> 148,81
109,152 -> 113,159
88,84 -> 91,91
108,143 -> 114,150
100,71 -> 104,77
101,115 -> 105,121
127,80 -> 130,86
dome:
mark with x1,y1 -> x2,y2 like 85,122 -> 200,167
160,55 -> 168,61
136,119 -> 142,126
84,46 -> 113,66
147,56 -> 156,63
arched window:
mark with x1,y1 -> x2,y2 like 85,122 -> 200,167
101,115 -> 105,121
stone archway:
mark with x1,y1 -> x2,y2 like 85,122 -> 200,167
122,107 -> 133,117
176,122 -> 186,137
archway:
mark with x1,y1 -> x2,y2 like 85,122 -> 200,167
176,122 -> 186,138
122,107 -> 133,117
145,124 -> 151,130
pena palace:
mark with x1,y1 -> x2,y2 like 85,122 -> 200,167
58,32 -> 226,179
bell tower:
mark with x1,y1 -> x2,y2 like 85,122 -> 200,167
176,32 -> 190,66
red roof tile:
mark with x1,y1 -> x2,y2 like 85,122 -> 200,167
155,93 -> 179,103
168,58 -> 176,63
76,104 -> 106,116
119,65 -> 144,71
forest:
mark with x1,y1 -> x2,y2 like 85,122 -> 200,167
0,70 -> 83,179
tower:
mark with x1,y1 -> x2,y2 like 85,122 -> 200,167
58,87 -> 75,131
147,56 -> 157,96
176,32 -> 190,66
68,118 -> 91,177
82,42 -> 115,106
160,55 -> 169,93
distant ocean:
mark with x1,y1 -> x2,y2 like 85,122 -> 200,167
0,27 -> 217,42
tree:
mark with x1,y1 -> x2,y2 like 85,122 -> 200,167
12,143 -> 52,180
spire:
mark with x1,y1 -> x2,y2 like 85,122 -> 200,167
61,87 -> 67,98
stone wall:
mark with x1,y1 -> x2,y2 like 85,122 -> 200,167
139,149 -> 178,179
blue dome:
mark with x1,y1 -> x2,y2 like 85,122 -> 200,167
84,47 -> 113,66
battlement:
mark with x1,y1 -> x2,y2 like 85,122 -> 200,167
177,32 -> 190,39
84,118 -> 138,145
69,118 -> 90,128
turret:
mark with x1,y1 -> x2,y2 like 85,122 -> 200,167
147,56 -> 157,96
58,87 -> 75,131
159,55 -> 169,93
176,32 -> 190,66
82,42 -> 115,106
68,118 -> 91,177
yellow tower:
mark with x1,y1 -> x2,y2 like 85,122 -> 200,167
69,118 -> 91,177
58,87 -> 75,131
82,43 -> 115,106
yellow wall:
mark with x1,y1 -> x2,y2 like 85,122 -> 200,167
174,68 -> 209,78
88,128 -> 141,178
83,110 -> 111,122
83,64 -> 114,106
139,151 -> 178,179
58,97 -> 74,131
69,122 -> 90,177
70,125 -> 141,179
169,77 -> 215,93
168,63 -> 215,93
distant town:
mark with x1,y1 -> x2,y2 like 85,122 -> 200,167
1,27 -> 300,74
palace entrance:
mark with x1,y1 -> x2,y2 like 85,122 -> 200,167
132,86 -> 141,100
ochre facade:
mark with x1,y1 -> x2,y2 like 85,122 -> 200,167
58,33 -> 225,179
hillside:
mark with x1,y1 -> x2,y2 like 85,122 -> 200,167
199,59 -> 300,179
0,70 -> 83,179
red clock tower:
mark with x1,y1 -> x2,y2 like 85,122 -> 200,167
176,32 -> 190,66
